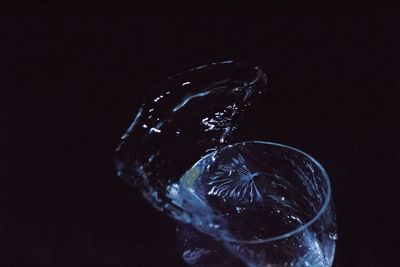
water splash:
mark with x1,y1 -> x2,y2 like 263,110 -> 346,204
115,62 -> 337,266
115,61 -> 267,219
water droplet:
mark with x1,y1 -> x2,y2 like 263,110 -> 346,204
329,232 -> 338,240
235,207 -> 245,213
208,223 -> 220,229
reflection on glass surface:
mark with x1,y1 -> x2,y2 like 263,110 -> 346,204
115,61 -> 337,266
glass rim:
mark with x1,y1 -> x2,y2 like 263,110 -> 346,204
204,141 -> 333,244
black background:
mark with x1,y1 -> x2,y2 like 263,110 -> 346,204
2,2 -> 399,266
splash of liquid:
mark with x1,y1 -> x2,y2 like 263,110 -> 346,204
115,61 -> 267,220
115,61 -> 336,266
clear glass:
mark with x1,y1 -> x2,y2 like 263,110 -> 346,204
177,142 -> 336,266
115,61 -> 337,266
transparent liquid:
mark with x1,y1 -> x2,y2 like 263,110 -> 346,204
115,61 -> 336,266
115,61 -> 267,220
174,142 -> 336,266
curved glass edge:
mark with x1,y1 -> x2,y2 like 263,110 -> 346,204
188,141 -> 333,244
